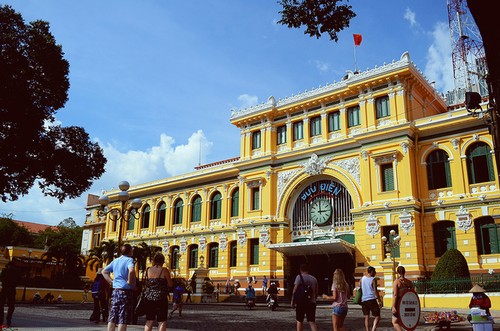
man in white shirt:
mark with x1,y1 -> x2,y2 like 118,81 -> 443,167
360,266 -> 383,331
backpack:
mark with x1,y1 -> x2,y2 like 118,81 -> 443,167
91,279 -> 102,299
293,274 -> 313,305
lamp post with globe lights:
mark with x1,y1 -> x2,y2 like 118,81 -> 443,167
98,181 -> 142,255
382,229 -> 401,281
22,249 -> 32,302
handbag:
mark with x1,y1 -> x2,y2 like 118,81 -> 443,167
352,287 -> 362,305
135,291 -> 147,317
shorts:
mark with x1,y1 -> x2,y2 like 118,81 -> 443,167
332,305 -> 348,317
361,299 -> 380,317
145,299 -> 168,322
295,302 -> 316,323
108,289 -> 134,325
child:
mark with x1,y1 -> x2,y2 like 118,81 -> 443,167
169,281 -> 185,318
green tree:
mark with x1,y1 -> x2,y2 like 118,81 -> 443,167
430,248 -> 472,293
85,239 -> 118,271
0,5 -> 106,203
277,0 -> 355,41
40,222 -> 84,288
0,215 -> 34,247
133,242 -> 162,278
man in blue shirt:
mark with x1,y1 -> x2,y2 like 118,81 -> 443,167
102,244 -> 136,331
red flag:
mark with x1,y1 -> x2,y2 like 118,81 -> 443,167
353,34 -> 362,46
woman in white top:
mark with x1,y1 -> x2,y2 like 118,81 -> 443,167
322,269 -> 350,331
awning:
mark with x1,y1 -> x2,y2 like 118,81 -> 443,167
268,239 -> 354,256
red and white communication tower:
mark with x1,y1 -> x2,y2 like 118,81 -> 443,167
447,0 -> 487,105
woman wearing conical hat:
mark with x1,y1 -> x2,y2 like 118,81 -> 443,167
469,284 -> 491,316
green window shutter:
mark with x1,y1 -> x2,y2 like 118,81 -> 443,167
192,197 -> 202,222
231,189 -> 239,217
382,164 -> 394,191
127,210 -> 136,230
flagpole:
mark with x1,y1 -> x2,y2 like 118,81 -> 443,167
354,43 -> 358,73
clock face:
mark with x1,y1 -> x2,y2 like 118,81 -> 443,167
310,199 -> 332,225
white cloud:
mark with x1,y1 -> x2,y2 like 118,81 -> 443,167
237,94 -> 259,108
404,8 -> 417,27
424,21 -> 454,93
312,60 -> 330,73
1,130 -> 213,226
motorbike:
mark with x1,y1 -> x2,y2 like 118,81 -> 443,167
246,297 -> 255,309
267,294 -> 278,311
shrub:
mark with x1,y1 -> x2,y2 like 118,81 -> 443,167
430,248 -> 472,293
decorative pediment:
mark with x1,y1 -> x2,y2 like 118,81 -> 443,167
366,213 -> 380,237
399,209 -> 414,235
302,153 -> 329,176
456,205 -> 472,232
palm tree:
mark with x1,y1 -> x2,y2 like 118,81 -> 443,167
85,240 -> 118,271
133,242 -> 161,278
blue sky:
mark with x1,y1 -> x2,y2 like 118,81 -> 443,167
0,0 -> 453,225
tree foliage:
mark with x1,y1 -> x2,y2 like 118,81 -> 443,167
430,248 -> 472,292
0,5 -> 106,203
0,215 -> 34,247
277,0 -> 356,41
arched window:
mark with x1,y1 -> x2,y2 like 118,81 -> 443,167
141,205 -> 150,228
210,192 -> 222,220
191,195 -> 202,222
157,202 -> 166,227
433,221 -> 456,257
208,243 -> 219,268
427,149 -> 452,190
173,199 -> 184,225
229,241 -> 237,267
189,244 -> 198,269
467,142 -> 495,184
231,188 -> 239,217
127,209 -> 136,230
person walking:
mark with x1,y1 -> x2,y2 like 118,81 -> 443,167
360,266 -> 383,331
102,244 -> 136,331
322,269 -> 350,331
0,262 -> 19,328
391,266 -> 415,331
291,264 -> 319,331
169,281 -> 185,319
143,252 -> 173,331
89,268 -> 110,323
262,275 -> 268,296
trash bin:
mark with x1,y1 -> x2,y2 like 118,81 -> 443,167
470,320 -> 494,331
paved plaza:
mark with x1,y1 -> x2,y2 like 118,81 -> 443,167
4,301 -> 500,331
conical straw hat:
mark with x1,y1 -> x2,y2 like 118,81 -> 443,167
469,284 -> 485,293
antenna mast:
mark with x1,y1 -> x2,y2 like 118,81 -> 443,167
447,0 -> 487,105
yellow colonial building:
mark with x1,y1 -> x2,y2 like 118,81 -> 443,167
82,52 -> 499,308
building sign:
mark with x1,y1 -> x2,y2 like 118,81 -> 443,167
300,180 -> 342,202
397,289 -> 421,331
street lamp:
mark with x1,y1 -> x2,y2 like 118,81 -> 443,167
22,249 -> 32,302
98,181 -> 142,254
382,229 -> 401,281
